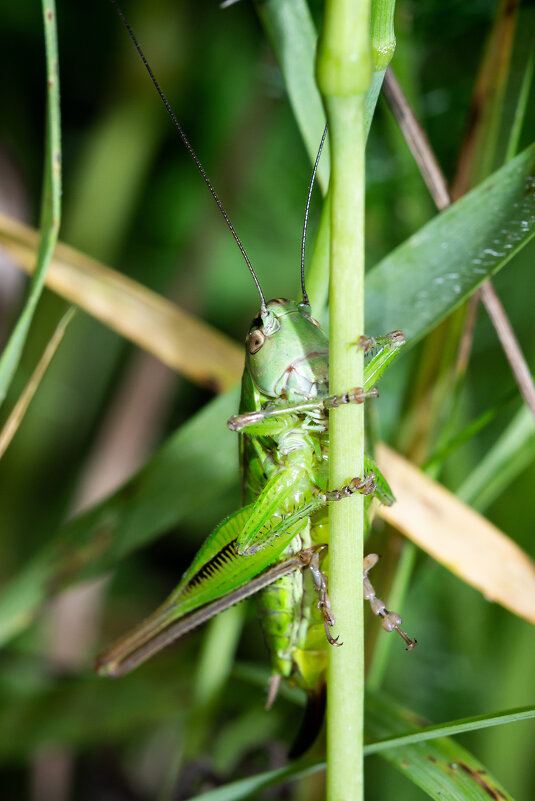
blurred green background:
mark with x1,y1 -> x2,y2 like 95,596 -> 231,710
0,0 -> 534,799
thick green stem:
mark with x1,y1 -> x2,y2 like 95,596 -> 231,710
317,1 -> 371,798
307,0 -> 397,315
326,98 -> 366,801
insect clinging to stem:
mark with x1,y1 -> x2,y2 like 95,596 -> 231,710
97,0 -> 416,722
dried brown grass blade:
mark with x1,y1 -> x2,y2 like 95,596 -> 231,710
0,212 -> 243,392
377,443 -> 535,625
0,308 -> 75,460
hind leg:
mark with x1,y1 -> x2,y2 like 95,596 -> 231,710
363,554 -> 417,650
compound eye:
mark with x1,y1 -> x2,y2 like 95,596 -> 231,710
248,329 -> 265,354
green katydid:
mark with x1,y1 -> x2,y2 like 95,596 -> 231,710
97,3 -> 416,713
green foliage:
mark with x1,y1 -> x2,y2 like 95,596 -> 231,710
2,140 -> 533,649
0,0 -> 61,407
0,0 -> 534,799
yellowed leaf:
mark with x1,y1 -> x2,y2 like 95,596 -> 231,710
0,212 -> 243,392
377,443 -> 535,625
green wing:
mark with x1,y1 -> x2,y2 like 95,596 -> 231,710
96,505 -> 303,677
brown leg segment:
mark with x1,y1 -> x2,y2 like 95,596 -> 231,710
321,473 -> 377,502
363,553 -> 417,650
356,329 -> 405,354
296,548 -> 416,650
298,547 -> 342,647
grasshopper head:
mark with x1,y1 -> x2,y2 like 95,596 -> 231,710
245,299 -> 329,400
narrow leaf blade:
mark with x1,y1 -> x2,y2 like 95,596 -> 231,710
0,0 -> 62,406
366,145 -> 535,344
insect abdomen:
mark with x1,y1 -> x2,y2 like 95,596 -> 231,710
258,571 -> 305,679
258,514 -> 330,691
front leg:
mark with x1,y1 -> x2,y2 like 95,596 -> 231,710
228,387 -> 379,433
228,329 -> 405,434
361,329 -> 405,390
358,329 -> 405,355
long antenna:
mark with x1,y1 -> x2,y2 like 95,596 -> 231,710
109,0 -> 267,314
300,124 -> 328,307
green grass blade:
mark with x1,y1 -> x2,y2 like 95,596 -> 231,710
366,143 -> 535,343
365,701 -> 535,754
181,761 -> 322,801
180,696 -> 534,800
314,141 -> 535,328
457,405 -> 535,511
363,693 -> 519,801
253,0 -> 330,194
0,0 -> 61,407
366,0 -> 397,128
422,389 -> 519,473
